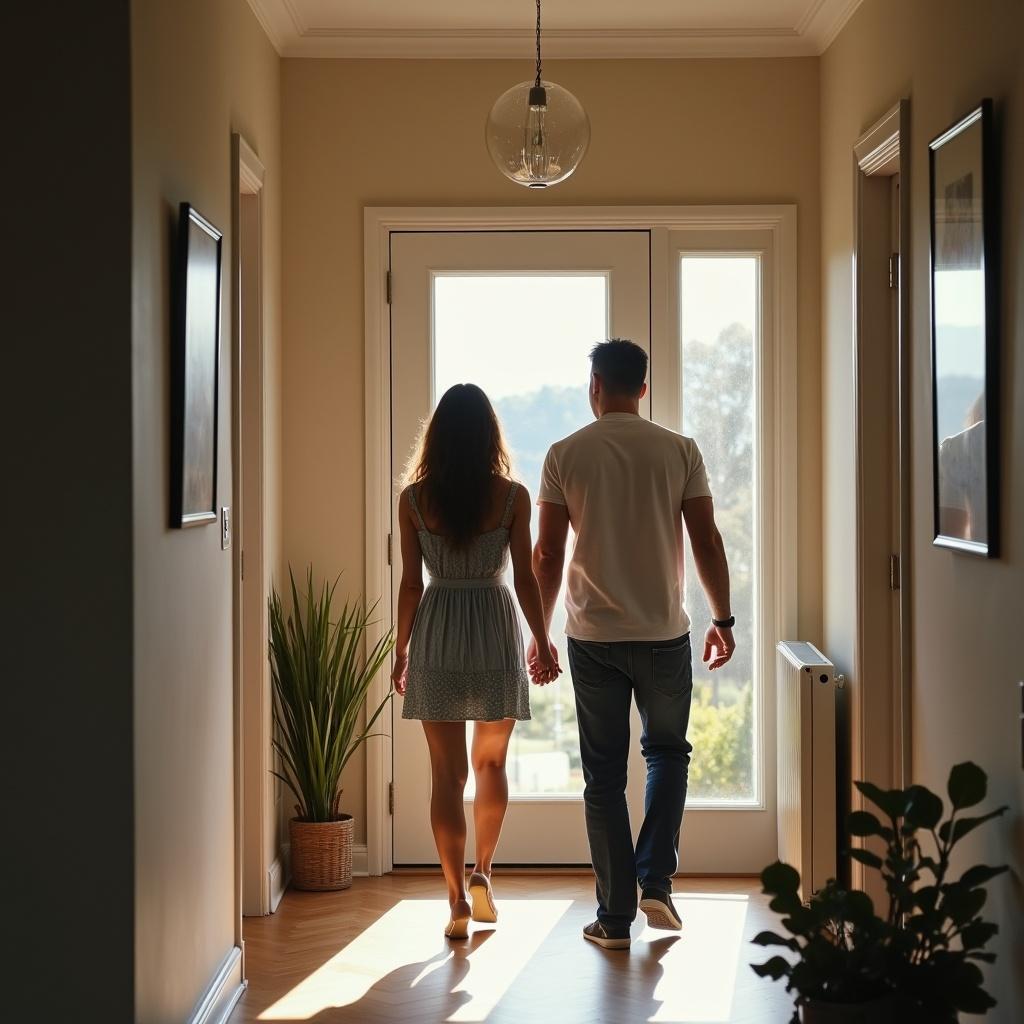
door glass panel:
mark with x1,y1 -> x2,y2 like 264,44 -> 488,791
680,256 -> 759,804
432,274 -> 607,798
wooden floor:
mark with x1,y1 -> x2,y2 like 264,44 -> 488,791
233,873 -> 794,1024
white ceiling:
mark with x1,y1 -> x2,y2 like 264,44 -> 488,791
248,0 -> 864,58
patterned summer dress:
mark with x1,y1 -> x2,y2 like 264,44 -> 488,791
401,481 -> 531,722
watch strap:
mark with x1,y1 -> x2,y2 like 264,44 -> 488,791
712,615 -> 735,629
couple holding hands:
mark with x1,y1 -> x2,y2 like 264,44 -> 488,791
391,339 -> 735,948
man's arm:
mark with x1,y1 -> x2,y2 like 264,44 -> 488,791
533,501 -> 570,628
682,495 -> 735,671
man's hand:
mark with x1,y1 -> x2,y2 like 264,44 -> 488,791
391,651 -> 409,695
702,624 -> 735,671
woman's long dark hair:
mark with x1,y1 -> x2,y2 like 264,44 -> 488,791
406,384 -> 512,546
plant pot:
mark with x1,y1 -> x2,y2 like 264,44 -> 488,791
289,814 -> 353,891
801,994 -> 900,1024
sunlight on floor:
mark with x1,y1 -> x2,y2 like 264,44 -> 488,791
446,900 -> 574,1021
257,899 -> 572,1022
644,892 -> 749,1022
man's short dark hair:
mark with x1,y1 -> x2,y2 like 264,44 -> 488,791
589,339 -> 648,396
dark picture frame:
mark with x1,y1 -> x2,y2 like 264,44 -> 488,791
929,99 -> 999,556
171,203 -> 223,528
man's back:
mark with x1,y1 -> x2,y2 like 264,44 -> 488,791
538,412 -> 710,642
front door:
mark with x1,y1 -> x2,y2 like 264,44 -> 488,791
389,226 -> 778,871
391,230 -> 650,863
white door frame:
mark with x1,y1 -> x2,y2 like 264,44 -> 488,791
851,103 -> 912,887
232,133 -> 279,925
363,205 -> 799,875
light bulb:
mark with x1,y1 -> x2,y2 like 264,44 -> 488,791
523,86 -> 550,186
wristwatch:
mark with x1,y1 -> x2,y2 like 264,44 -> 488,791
712,615 -> 736,629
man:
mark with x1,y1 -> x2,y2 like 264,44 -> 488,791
529,338 -> 735,950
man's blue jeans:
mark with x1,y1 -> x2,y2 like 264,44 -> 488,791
567,634 -> 694,930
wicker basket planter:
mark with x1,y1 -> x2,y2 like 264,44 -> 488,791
289,814 -> 354,891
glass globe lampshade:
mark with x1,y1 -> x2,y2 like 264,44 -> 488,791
485,79 -> 590,189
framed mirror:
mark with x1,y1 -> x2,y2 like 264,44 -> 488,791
171,203 -> 223,528
929,99 -> 999,556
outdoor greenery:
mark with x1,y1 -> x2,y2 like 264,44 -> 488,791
688,682 -> 753,798
269,568 -> 394,822
682,324 -> 755,798
752,762 -> 1008,1023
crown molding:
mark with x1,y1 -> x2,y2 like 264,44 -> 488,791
800,0 -> 865,53
246,0 -> 863,59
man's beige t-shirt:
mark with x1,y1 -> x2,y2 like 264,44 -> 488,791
538,412 -> 712,643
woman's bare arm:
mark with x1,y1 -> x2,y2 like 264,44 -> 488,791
392,489 -> 425,693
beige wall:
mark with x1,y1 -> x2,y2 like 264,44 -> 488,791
281,57 -> 823,838
131,0 -> 281,1019
821,0 -> 1024,1016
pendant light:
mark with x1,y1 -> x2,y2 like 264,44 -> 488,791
485,0 -> 590,189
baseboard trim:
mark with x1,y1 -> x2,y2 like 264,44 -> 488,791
187,946 -> 246,1024
353,842 -> 369,876
268,854 -> 287,913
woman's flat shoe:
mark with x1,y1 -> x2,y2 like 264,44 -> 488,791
468,872 -> 498,924
445,913 -> 471,940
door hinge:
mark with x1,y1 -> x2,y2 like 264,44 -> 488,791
889,553 -> 901,591
388,780 -> 394,815
240,549 -> 245,581
386,269 -> 392,304
387,533 -> 393,565
888,253 -> 900,289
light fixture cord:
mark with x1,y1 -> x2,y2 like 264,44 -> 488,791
535,0 -> 542,87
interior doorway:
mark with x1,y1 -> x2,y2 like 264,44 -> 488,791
851,102 -> 911,886
231,134 -> 280,924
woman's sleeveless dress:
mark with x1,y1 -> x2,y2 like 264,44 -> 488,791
401,482 -> 531,722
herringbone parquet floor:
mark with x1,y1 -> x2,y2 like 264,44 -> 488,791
233,873 -> 794,1024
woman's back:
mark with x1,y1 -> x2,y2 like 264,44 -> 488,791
408,478 -> 518,582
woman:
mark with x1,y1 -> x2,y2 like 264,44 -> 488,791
392,383 -> 560,939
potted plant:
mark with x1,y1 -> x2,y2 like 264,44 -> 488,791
753,762 -> 1007,1023
269,568 -> 394,891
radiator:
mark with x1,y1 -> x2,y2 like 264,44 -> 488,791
776,641 -> 838,898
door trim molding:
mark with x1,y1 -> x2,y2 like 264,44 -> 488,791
363,205 -> 799,875
851,101 -> 911,883
232,132 -> 274,925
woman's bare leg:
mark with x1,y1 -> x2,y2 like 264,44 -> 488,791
470,718 -> 516,876
422,721 -> 471,914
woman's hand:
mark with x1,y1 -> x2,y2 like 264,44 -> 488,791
391,651 -> 409,695
529,638 -> 561,686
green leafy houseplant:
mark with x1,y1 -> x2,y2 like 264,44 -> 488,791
270,568 -> 394,889
753,762 -> 1008,1024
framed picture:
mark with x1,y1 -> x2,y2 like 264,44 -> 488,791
171,203 -> 223,528
929,99 -> 999,556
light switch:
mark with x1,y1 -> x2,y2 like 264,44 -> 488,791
221,506 -> 231,550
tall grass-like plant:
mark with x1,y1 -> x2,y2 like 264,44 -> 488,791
270,567 -> 394,822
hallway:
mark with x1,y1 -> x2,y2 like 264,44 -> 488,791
234,875 -> 791,1024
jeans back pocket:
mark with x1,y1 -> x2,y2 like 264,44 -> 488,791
652,638 -> 692,697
